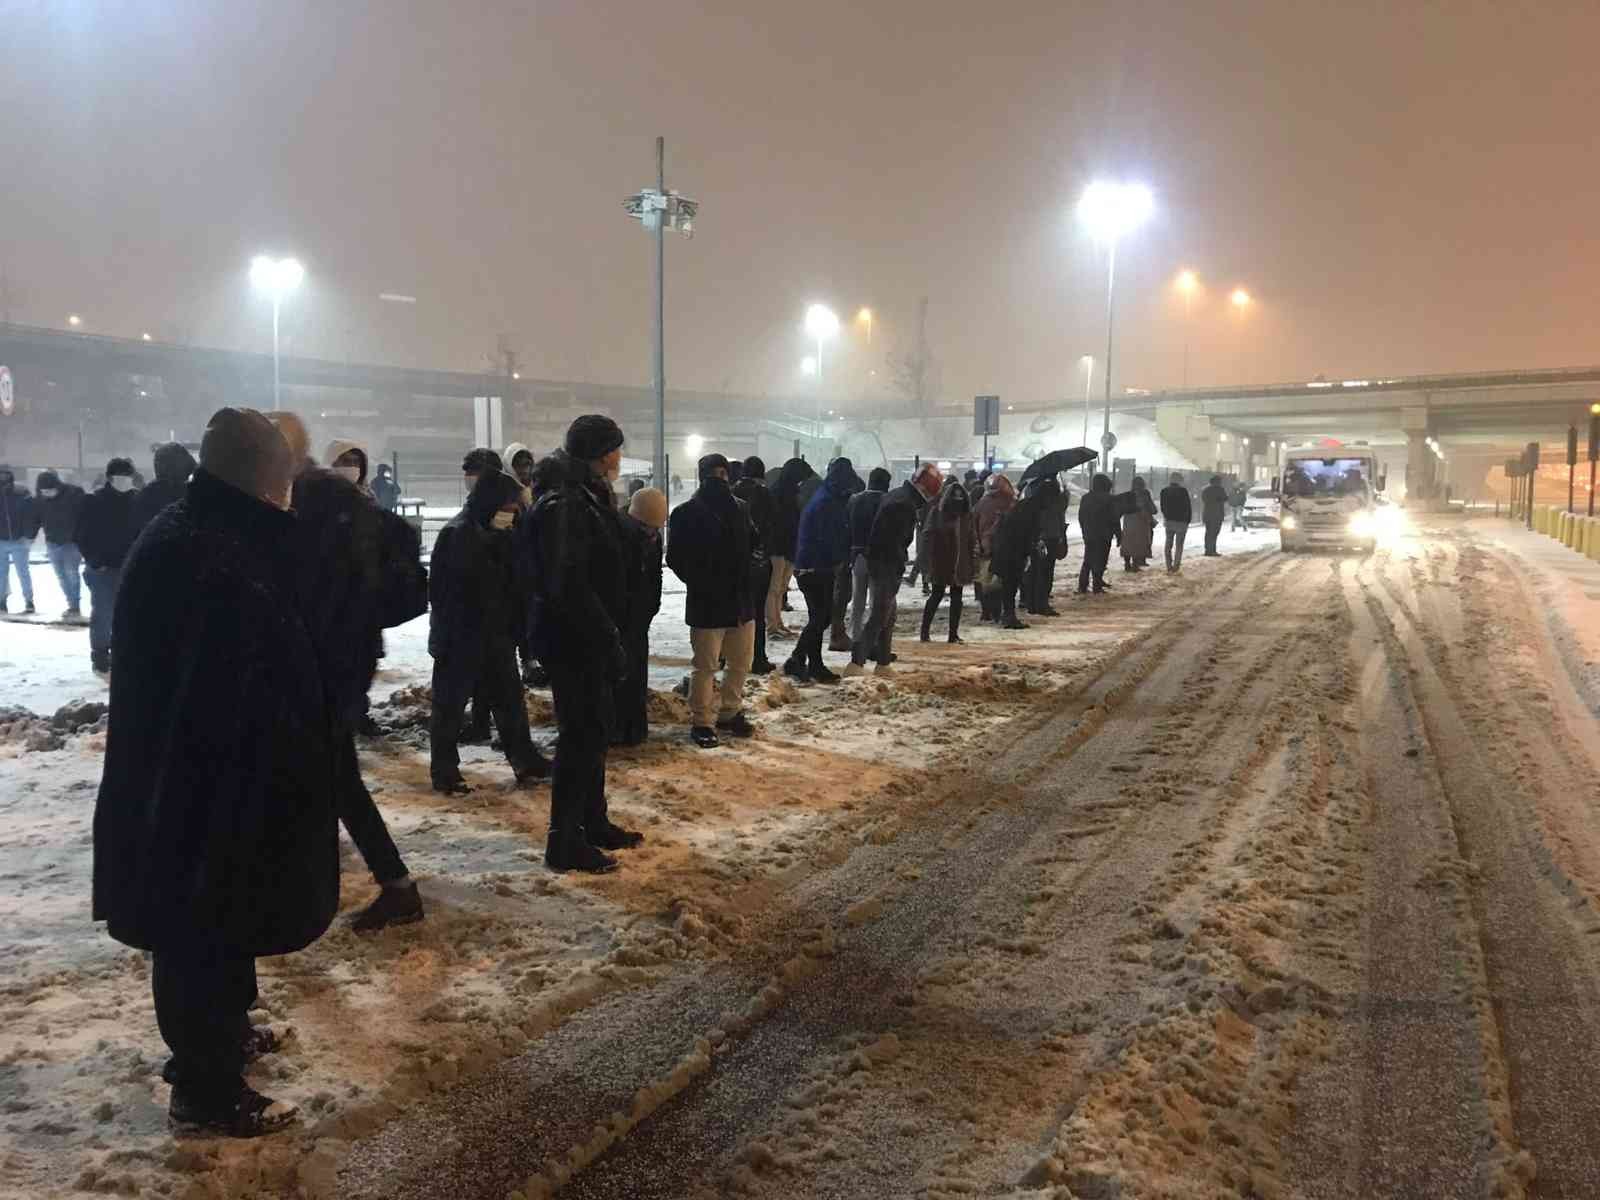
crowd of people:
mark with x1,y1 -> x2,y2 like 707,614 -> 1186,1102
65,404 -> 1249,1138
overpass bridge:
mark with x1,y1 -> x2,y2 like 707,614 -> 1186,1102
1092,366 -> 1600,500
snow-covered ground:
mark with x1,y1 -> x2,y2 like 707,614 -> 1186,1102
0,525 -> 1281,1200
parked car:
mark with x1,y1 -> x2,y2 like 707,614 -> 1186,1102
1242,486 -> 1281,528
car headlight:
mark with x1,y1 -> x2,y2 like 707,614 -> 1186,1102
1280,514 -> 1297,531
1348,512 -> 1376,537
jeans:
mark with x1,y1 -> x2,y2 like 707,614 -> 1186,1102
152,951 -> 257,1103
848,552 -> 871,641
83,566 -> 121,658
1078,537 -> 1112,592
429,644 -> 541,787
792,569 -> 835,673
0,539 -> 32,608
851,560 -> 901,665
337,733 -> 407,885
1164,525 -> 1188,570
689,621 -> 755,727
1231,508 -> 1245,531
47,543 -> 82,610
921,583 -> 963,639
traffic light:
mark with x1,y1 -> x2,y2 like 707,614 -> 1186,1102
1568,426 -> 1579,467
1589,413 -> 1599,463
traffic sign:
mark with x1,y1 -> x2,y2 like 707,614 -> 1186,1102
973,395 -> 1000,436
0,366 -> 12,417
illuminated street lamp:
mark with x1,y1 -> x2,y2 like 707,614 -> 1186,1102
67,314 -> 82,328
1231,287 -> 1251,310
1077,181 -> 1154,455
684,433 -> 705,458
804,304 -> 840,433
1175,270 -> 1198,388
249,254 -> 306,411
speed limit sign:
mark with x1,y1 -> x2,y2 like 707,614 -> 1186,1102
0,366 -> 13,417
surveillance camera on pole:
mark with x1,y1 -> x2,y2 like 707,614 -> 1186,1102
624,138 -> 699,490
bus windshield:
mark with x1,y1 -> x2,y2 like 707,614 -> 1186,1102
1282,457 -> 1372,498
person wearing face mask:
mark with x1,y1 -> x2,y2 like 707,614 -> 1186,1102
428,469 -> 548,796
461,447 -> 503,498
614,486 -> 667,746
0,464 -> 41,616
34,470 -> 88,620
502,443 -> 536,491
371,463 -> 400,512
457,446 -> 507,741
133,443 -> 199,532
521,414 -> 637,873
75,459 -> 143,673
93,407 -> 335,1138
323,439 -> 374,498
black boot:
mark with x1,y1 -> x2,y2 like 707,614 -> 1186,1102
545,829 -> 618,873
589,821 -> 645,850
170,1085 -> 299,1139
350,881 -> 425,932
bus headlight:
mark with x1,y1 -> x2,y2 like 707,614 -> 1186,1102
1348,512 -> 1376,537
1280,515 -> 1297,531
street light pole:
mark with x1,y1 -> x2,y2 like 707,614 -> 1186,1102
1101,239 -> 1116,447
271,296 -> 281,411
653,136 -> 666,491
1080,355 -> 1093,449
1077,181 -> 1152,461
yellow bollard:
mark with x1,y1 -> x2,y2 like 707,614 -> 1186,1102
1560,511 -> 1573,546
1591,517 -> 1600,561
1535,505 -> 1548,535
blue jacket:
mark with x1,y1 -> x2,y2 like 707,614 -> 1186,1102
793,474 -> 853,571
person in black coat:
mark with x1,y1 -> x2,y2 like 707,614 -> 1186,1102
731,455 -> 777,675
848,463 -> 942,670
615,487 -> 667,745
667,453 -> 761,747
287,464 -> 425,933
846,467 -> 892,641
428,469 -> 547,796
522,416 -> 639,873
0,463 -> 40,614
34,470 -> 87,619
76,458 -> 144,673
1076,473 -> 1120,594
372,463 -> 401,512
92,407 -> 333,1137
1201,475 -> 1229,555
826,460 -> 864,651
990,477 -> 1058,629
1159,473 -> 1194,572
765,458 -> 814,639
1021,477 -> 1070,617
133,442 -> 198,531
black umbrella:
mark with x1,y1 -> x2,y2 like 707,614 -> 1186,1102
1018,447 -> 1098,488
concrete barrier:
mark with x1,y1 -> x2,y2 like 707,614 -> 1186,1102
1561,511 -> 1574,547
1535,505 -> 1550,535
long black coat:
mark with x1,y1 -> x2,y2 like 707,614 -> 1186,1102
667,477 -> 757,629
521,454 -> 628,671
1077,488 -> 1121,543
865,481 -> 927,569
620,514 -> 664,634
34,476 -> 86,545
133,443 -> 197,530
92,469 -> 338,957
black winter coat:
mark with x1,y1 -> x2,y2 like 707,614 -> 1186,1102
866,481 -> 928,568
620,514 -> 664,633
289,468 -> 384,730
521,455 -> 628,671
91,469 -> 338,957
1160,484 -> 1193,525
731,477 -> 776,566
848,488 -> 887,553
667,477 -> 757,628
1200,483 -> 1229,522
76,486 -> 144,569
429,510 -> 521,662
133,443 -> 197,530
769,459 -> 814,559
0,483 -> 38,542
35,476 -> 86,545
1077,489 -> 1121,543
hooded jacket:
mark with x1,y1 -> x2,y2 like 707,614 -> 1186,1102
92,468 -> 337,957
429,471 -> 525,661
974,474 -> 1016,556
866,479 -> 931,569
731,459 -> 776,566
769,458 -> 816,559
371,466 -> 401,511
34,471 -> 86,545
323,438 -> 374,497
1201,481 -> 1230,521
793,459 -> 856,572
501,441 -> 535,486
926,481 -> 978,586
77,479 -> 144,569
1077,475 -> 1121,542
520,452 -> 628,671
0,467 -> 39,543
132,443 -> 198,530
667,474 -> 758,628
